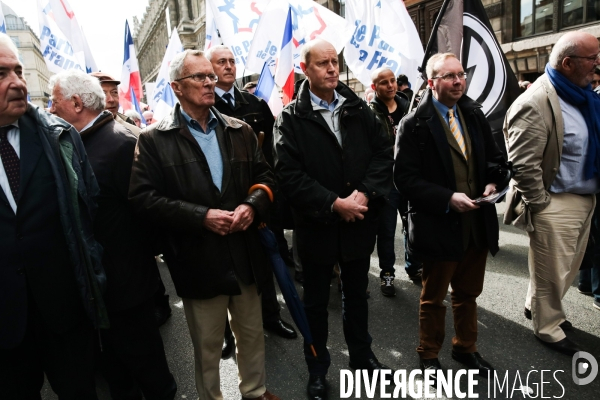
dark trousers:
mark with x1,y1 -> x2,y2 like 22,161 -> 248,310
417,246 -> 488,359
100,299 -> 177,400
0,300 -> 97,400
303,256 -> 374,375
377,188 -> 421,277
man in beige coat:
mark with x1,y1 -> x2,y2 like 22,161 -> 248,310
504,31 -> 600,356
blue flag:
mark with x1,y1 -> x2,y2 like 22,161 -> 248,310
130,87 -> 147,126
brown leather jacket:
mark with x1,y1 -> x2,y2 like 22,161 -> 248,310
129,104 -> 275,299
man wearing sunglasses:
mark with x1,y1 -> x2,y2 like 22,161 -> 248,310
504,31 -> 600,356
394,53 -> 505,377
129,50 -> 279,400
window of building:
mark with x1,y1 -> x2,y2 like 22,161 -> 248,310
516,0 -> 554,37
9,36 -> 19,48
562,0 -> 600,28
5,15 -> 25,30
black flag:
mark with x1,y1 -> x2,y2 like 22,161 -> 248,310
420,0 -> 521,156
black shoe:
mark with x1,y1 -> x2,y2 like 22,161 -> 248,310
264,319 -> 298,339
408,268 -> 423,283
578,283 -> 593,295
380,273 -> 396,297
451,351 -> 494,377
524,308 -> 573,330
154,305 -> 172,327
419,358 -> 443,380
536,336 -> 582,356
348,358 -> 390,372
295,271 -> 304,284
221,333 -> 235,359
307,375 -> 328,400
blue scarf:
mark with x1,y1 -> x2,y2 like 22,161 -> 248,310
546,64 -> 600,180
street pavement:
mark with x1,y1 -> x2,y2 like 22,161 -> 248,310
43,204 -> 600,399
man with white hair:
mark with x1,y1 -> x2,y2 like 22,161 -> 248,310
129,49 -> 279,400
143,110 -> 157,125
124,109 -> 143,127
0,33 -> 106,399
504,31 -> 600,355
49,70 -> 177,399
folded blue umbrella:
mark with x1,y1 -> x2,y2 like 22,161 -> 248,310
257,225 -> 317,358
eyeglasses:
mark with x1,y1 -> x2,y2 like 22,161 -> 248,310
567,54 -> 600,63
431,72 -> 468,81
175,73 -> 219,83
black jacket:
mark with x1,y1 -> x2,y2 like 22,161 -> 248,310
394,89 -> 505,261
129,104 -> 274,299
369,93 -> 409,146
274,80 -> 393,264
214,86 -> 275,167
81,112 -> 158,313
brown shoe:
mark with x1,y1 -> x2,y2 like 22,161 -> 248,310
242,390 -> 281,400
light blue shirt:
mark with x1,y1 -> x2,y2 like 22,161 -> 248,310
215,86 -> 236,107
309,90 -> 346,145
550,96 -> 599,194
0,122 -> 19,213
80,112 -> 105,133
432,96 -> 464,136
180,108 -> 223,191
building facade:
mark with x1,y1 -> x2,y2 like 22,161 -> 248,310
2,2 -> 52,108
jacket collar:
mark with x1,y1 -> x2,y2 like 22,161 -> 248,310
371,94 -> 405,116
156,103 -> 244,132
294,80 -> 360,118
215,86 -> 249,109
80,111 -> 114,138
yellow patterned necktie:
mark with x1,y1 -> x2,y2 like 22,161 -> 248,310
448,109 -> 467,160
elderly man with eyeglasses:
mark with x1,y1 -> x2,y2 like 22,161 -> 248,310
394,52 -> 505,377
504,31 -> 600,356
129,49 -> 280,400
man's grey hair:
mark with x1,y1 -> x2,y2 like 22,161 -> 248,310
371,67 -> 395,84
49,70 -> 105,111
124,109 -> 141,121
426,53 -> 459,80
0,33 -> 20,60
169,49 -> 205,82
205,45 -> 232,61
301,39 -> 332,66
549,34 -> 582,69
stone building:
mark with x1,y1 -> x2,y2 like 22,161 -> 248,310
2,2 -> 52,108
405,0 -> 600,82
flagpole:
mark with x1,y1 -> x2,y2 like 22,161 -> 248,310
418,0 -> 452,79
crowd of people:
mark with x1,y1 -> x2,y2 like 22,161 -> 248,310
0,28 -> 599,400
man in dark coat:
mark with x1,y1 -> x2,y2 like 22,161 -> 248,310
207,45 -> 297,348
394,53 -> 504,377
273,39 -> 393,400
368,67 -> 414,296
49,70 -> 177,400
129,49 -> 279,400
0,34 -> 106,399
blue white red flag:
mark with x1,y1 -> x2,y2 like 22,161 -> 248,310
119,20 -> 143,112
255,63 -> 283,117
275,7 -> 294,105
130,87 -> 147,126
203,3 -> 222,51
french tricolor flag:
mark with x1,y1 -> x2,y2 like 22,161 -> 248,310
274,7 -> 294,105
119,20 -> 143,112
255,63 -> 283,117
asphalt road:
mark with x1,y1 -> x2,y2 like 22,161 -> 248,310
43,204 -> 600,399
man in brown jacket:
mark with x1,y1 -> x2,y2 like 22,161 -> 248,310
504,31 -> 600,356
129,49 -> 279,400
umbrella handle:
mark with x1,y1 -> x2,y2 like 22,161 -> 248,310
248,184 -> 274,203
310,344 -> 317,358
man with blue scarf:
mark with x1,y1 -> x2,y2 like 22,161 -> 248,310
504,31 -> 600,356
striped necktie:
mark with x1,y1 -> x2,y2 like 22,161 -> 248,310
0,126 -> 20,201
448,109 -> 467,160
